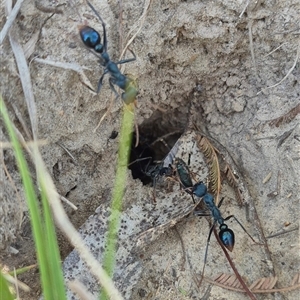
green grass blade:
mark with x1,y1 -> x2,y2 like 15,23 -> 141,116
0,97 -> 66,300
39,181 -> 66,298
100,105 -> 135,300
0,271 -> 15,300
8,264 -> 37,276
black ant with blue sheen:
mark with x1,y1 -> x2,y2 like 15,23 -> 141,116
175,158 -> 251,252
192,181 -> 235,252
79,1 -> 138,104
175,158 -> 194,193
144,139 -> 183,201
140,154 -> 236,250
143,152 -> 238,251
174,158 -> 260,285
192,180 -> 262,286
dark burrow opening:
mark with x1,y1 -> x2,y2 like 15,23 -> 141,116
128,107 -> 190,184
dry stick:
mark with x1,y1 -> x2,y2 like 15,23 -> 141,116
275,28 -> 300,35
2,270 -> 30,292
57,142 -> 78,164
0,139 -> 47,149
224,161 -> 277,278
239,0 -> 249,18
264,42 -> 288,57
13,268 -> 20,299
25,12 -> 57,59
134,119 -> 140,147
214,228 -> 257,300
0,0 -> 25,45
248,196 -> 276,276
59,194 -> 78,211
204,274 -> 300,293
119,0 -> 152,60
93,98 -> 114,132
8,29 -> 38,140
266,226 -> 299,239
258,41 -> 300,95
6,0 -> 37,140
269,103 -> 300,127
34,1 -> 63,14
68,280 -> 97,300
149,103 -> 168,113
149,131 -> 182,148
34,58 -> 95,91
201,285 -> 213,300
276,126 -> 297,148
174,225 -> 186,271
248,19 -> 258,81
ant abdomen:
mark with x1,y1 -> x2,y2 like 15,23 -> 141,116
219,224 -> 235,252
79,25 -> 103,53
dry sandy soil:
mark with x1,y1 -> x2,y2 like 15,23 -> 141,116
1,0 -> 300,299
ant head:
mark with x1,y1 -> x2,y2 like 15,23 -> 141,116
145,163 -> 161,178
219,224 -> 235,252
159,165 -> 173,177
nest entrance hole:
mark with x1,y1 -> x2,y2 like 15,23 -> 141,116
129,107 -> 189,184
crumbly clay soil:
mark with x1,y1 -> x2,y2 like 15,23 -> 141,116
1,0 -> 299,299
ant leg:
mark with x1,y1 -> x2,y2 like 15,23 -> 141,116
191,194 -> 196,204
86,1 -> 107,52
116,49 -> 136,65
116,57 -> 136,65
108,78 -> 120,99
97,70 -> 108,93
217,197 -> 225,208
128,156 -> 153,167
194,209 -> 210,217
144,157 -> 154,175
198,222 -> 216,287
224,215 -> 260,244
